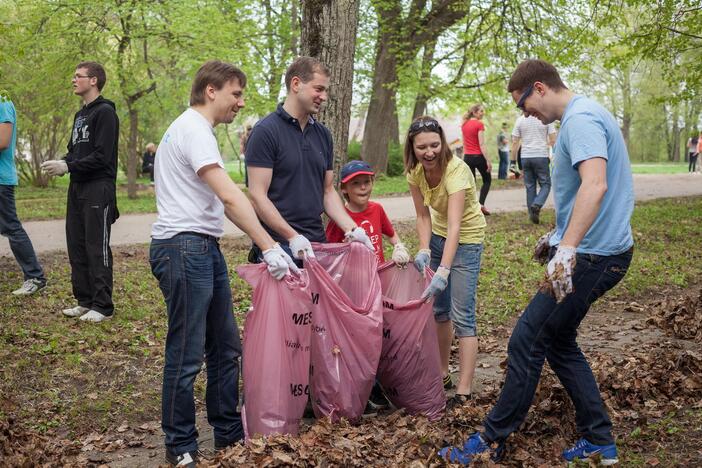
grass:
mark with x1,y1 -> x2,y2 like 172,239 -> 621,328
630,162 -> 689,174
1,196 -> 701,437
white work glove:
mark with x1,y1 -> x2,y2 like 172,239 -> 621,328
41,160 -> 68,176
413,249 -> 431,273
533,229 -> 555,265
546,245 -> 576,303
420,266 -> 450,302
344,226 -> 374,252
287,234 -> 315,260
262,243 -> 300,280
391,242 -> 410,267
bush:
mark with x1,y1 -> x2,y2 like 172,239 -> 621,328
347,140 -> 361,160
387,141 -> 404,177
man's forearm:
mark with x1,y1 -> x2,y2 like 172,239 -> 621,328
249,193 -> 297,240
561,181 -> 606,247
324,189 -> 355,233
223,190 -> 276,251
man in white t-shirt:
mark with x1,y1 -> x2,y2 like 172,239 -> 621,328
511,114 -> 556,224
150,61 -> 296,468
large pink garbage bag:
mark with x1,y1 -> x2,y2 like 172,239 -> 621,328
376,262 -> 445,420
237,264 -> 311,438
305,242 -> 383,422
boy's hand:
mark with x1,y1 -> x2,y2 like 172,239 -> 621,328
344,227 -> 374,252
391,242 -> 410,267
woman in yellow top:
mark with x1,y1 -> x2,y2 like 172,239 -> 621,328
405,116 -> 487,407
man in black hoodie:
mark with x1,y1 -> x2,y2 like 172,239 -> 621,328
42,61 -> 119,322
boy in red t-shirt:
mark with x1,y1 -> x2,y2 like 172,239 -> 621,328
326,160 -> 410,265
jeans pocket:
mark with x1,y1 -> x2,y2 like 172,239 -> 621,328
184,237 -> 208,255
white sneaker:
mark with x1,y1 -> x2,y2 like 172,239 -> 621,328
79,310 -> 111,322
62,305 -> 89,317
12,279 -> 46,296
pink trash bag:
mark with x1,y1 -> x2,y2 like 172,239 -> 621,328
376,262 -> 445,420
237,263 -> 312,438
305,242 -> 383,422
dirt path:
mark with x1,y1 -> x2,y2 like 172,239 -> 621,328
2,173 -> 701,256
75,285 -> 701,467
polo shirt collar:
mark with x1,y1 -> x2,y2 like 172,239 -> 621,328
276,103 -> 316,127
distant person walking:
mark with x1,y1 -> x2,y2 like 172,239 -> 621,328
0,98 -> 47,295
461,104 -> 492,215
41,61 -> 119,323
511,114 -> 556,224
142,142 -> 156,183
496,122 -> 510,180
688,132 -> 699,173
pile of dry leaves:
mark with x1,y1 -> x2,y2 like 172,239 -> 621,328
0,417 -> 79,466
646,287 -> 702,342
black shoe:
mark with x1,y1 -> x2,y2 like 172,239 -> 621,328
214,437 -> 242,451
447,393 -> 472,409
443,374 -> 455,390
165,449 -> 198,467
529,204 -> 541,224
365,383 -> 389,413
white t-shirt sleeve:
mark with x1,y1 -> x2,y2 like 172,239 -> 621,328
182,128 -> 224,173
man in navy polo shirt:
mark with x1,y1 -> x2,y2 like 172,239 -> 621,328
246,56 -> 373,262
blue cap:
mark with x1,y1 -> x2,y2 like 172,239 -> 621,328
340,160 -> 375,183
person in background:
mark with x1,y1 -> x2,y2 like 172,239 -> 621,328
42,61 -> 119,323
688,132 -> 700,173
142,142 -> 156,183
0,98 -> 47,295
240,124 -> 252,185
496,122 -> 510,180
406,116 -> 486,408
440,58 -> 634,467
511,114 -> 557,224
461,104 -> 492,215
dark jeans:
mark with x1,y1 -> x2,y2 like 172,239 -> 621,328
689,153 -> 698,172
497,150 -> 509,180
0,184 -> 45,282
150,233 -> 243,455
66,180 -> 118,315
483,247 -> 634,446
463,154 -> 491,205
522,157 -> 551,208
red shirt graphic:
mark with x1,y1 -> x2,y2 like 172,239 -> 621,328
325,201 -> 395,262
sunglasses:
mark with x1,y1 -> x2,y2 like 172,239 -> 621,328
409,119 -> 441,134
516,84 -> 534,111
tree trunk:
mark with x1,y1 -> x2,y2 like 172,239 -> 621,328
301,0 -> 360,180
412,39 -> 437,120
620,67 -> 632,153
360,27 -> 399,173
127,103 -> 139,199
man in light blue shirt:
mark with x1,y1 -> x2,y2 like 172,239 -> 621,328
440,59 -> 634,466
0,98 -> 46,295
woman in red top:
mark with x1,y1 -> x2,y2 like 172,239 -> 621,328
461,104 -> 492,215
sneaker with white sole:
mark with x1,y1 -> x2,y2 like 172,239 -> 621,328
12,279 -> 46,296
562,437 -> 618,465
62,305 -> 89,317
165,449 -> 198,467
79,310 -> 111,322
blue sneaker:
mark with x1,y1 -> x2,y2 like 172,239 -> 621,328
438,432 -> 490,465
562,438 -> 618,465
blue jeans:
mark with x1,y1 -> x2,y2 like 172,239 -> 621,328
0,184 -> 45,282
483,247 -> 634,445
497,150 -> 509,180
149,233 -> 243,454
522,157 -> 551,208
429,234 -> 483,337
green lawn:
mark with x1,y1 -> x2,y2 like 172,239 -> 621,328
630,162 -> 689,174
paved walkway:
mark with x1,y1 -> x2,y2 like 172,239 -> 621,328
2,173 -> 701,256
